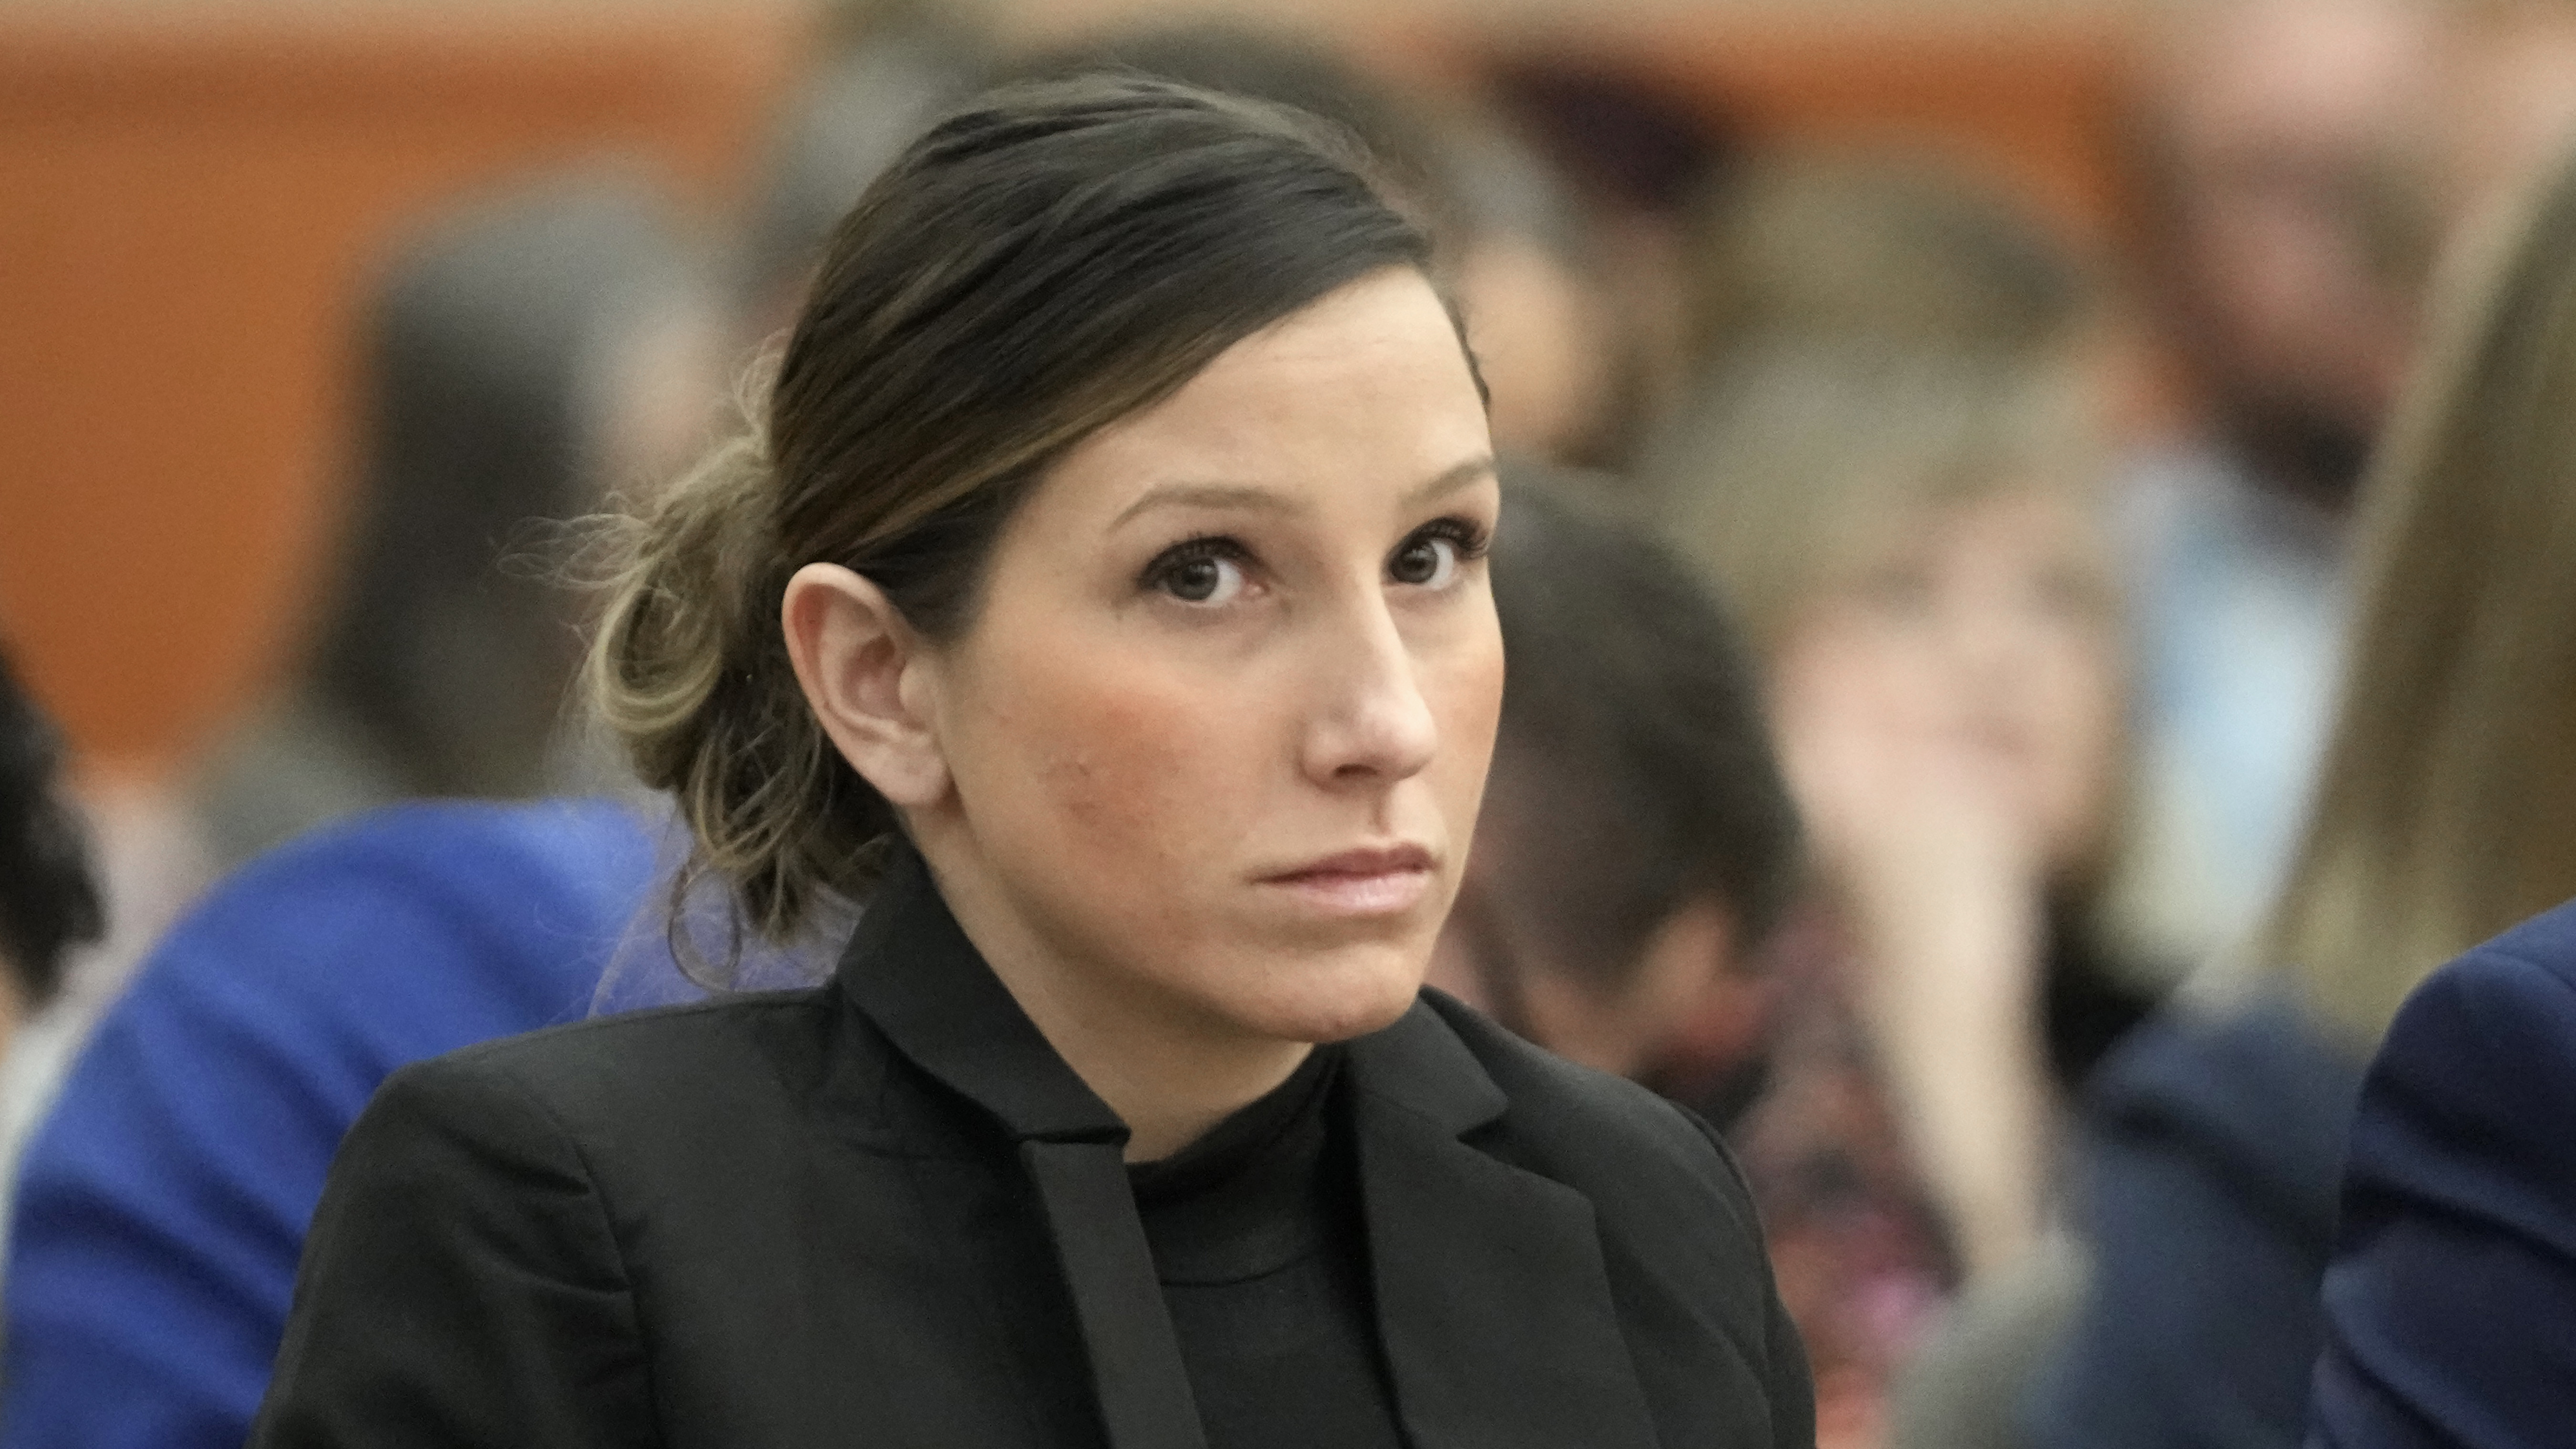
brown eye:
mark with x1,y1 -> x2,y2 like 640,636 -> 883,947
1389,535 -> 1459,588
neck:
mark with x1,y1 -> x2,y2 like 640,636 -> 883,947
922,851 -> 1313,1163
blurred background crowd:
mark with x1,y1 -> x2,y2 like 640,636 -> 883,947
7,0 -> 2576,1445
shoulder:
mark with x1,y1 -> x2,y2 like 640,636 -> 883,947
358,984 -> 860,1191
30,800 -> 664,1159
101,798 -> 661,1070
2310,911 -> 2576,1446
2077,995 -> 2364,1233
2356,905 -> 2576,1166
218,796 -> 658,927
2395,903 -> 2576,1056
398,984 -> 842,1111
169,797 -> 656,980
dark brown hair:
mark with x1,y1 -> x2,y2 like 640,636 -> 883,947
590,76 -> 1453,967
0,649 -> 102,1004
1475,470 -> 1801,992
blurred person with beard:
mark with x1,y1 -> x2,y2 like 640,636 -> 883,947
2113,0 -> 2445,960
1010,23 -> 1622,467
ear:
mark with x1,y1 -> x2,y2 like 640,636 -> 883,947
780,562 -> 951,809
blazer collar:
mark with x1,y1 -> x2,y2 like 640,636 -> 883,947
837,858 -> 1661,1449
1346,998 -> 1664,1449
834,846 -> 1126,1145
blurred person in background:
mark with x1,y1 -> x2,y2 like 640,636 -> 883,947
1651,343 -> 2146,1449
1680,157 -> 2103,375
190,172 -> 720,872
1424,471 -> 1801,1098
2112,0 -> 2445,960
1486,60 -> 1738,469
1647,160 -> 2160,1443
732,0 -> 983,344
0,79 -> 976,1435
0,651 -> 104,1057
2423,0 -> 2576,242
0,799 -> 664,1449
1012,22 -> 1622,467
2030,132 -> 2576,1449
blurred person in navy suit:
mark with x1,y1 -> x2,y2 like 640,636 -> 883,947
2307,901 -> 2576,1449
2024,129 -> 2576,1449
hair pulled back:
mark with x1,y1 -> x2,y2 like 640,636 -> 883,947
591,76 -> 1438,966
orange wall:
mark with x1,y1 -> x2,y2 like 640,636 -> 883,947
0,5 -> 805,774
1,0 -> 2142,777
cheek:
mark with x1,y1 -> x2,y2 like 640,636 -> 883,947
1429,624 -> 1506,811
997,654 -> 1248,868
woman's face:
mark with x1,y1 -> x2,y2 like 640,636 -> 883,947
914,268 -> 1502,1050
1772,488 -> 2123,871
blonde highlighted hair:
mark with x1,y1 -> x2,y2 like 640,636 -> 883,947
2256,145 -> 2576,1039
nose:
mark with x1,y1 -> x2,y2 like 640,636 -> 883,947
1299,594 -> 1439,789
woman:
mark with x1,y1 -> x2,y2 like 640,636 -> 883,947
1647,331 -> 2150,1447
2029,136 -> 2576,1449
250,78 -> 1814,1449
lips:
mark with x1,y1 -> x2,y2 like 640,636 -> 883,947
1258,844 -> 1438,918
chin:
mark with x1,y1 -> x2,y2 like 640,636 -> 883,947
1231,940 -> 1427,1045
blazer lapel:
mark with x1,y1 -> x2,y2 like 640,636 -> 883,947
1347,1002 -> 1662,1449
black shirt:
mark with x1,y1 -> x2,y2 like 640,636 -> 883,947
1129,1048 -> 1405,1449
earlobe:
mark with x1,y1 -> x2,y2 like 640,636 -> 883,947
780,563 -> 951,808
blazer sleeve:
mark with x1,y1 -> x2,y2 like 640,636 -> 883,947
249,1052 -> 660,1449
2309,946 -> 2576,1449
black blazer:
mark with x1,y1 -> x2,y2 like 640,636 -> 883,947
252,851 -> 1814,1449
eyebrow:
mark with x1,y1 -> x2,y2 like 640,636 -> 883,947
1110,455 -> 1497,530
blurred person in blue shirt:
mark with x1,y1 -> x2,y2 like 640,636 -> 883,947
2110,0 -> 2445,960
0,799 -> 660,1447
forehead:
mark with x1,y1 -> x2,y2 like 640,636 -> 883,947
1032,268 -> 1491,523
